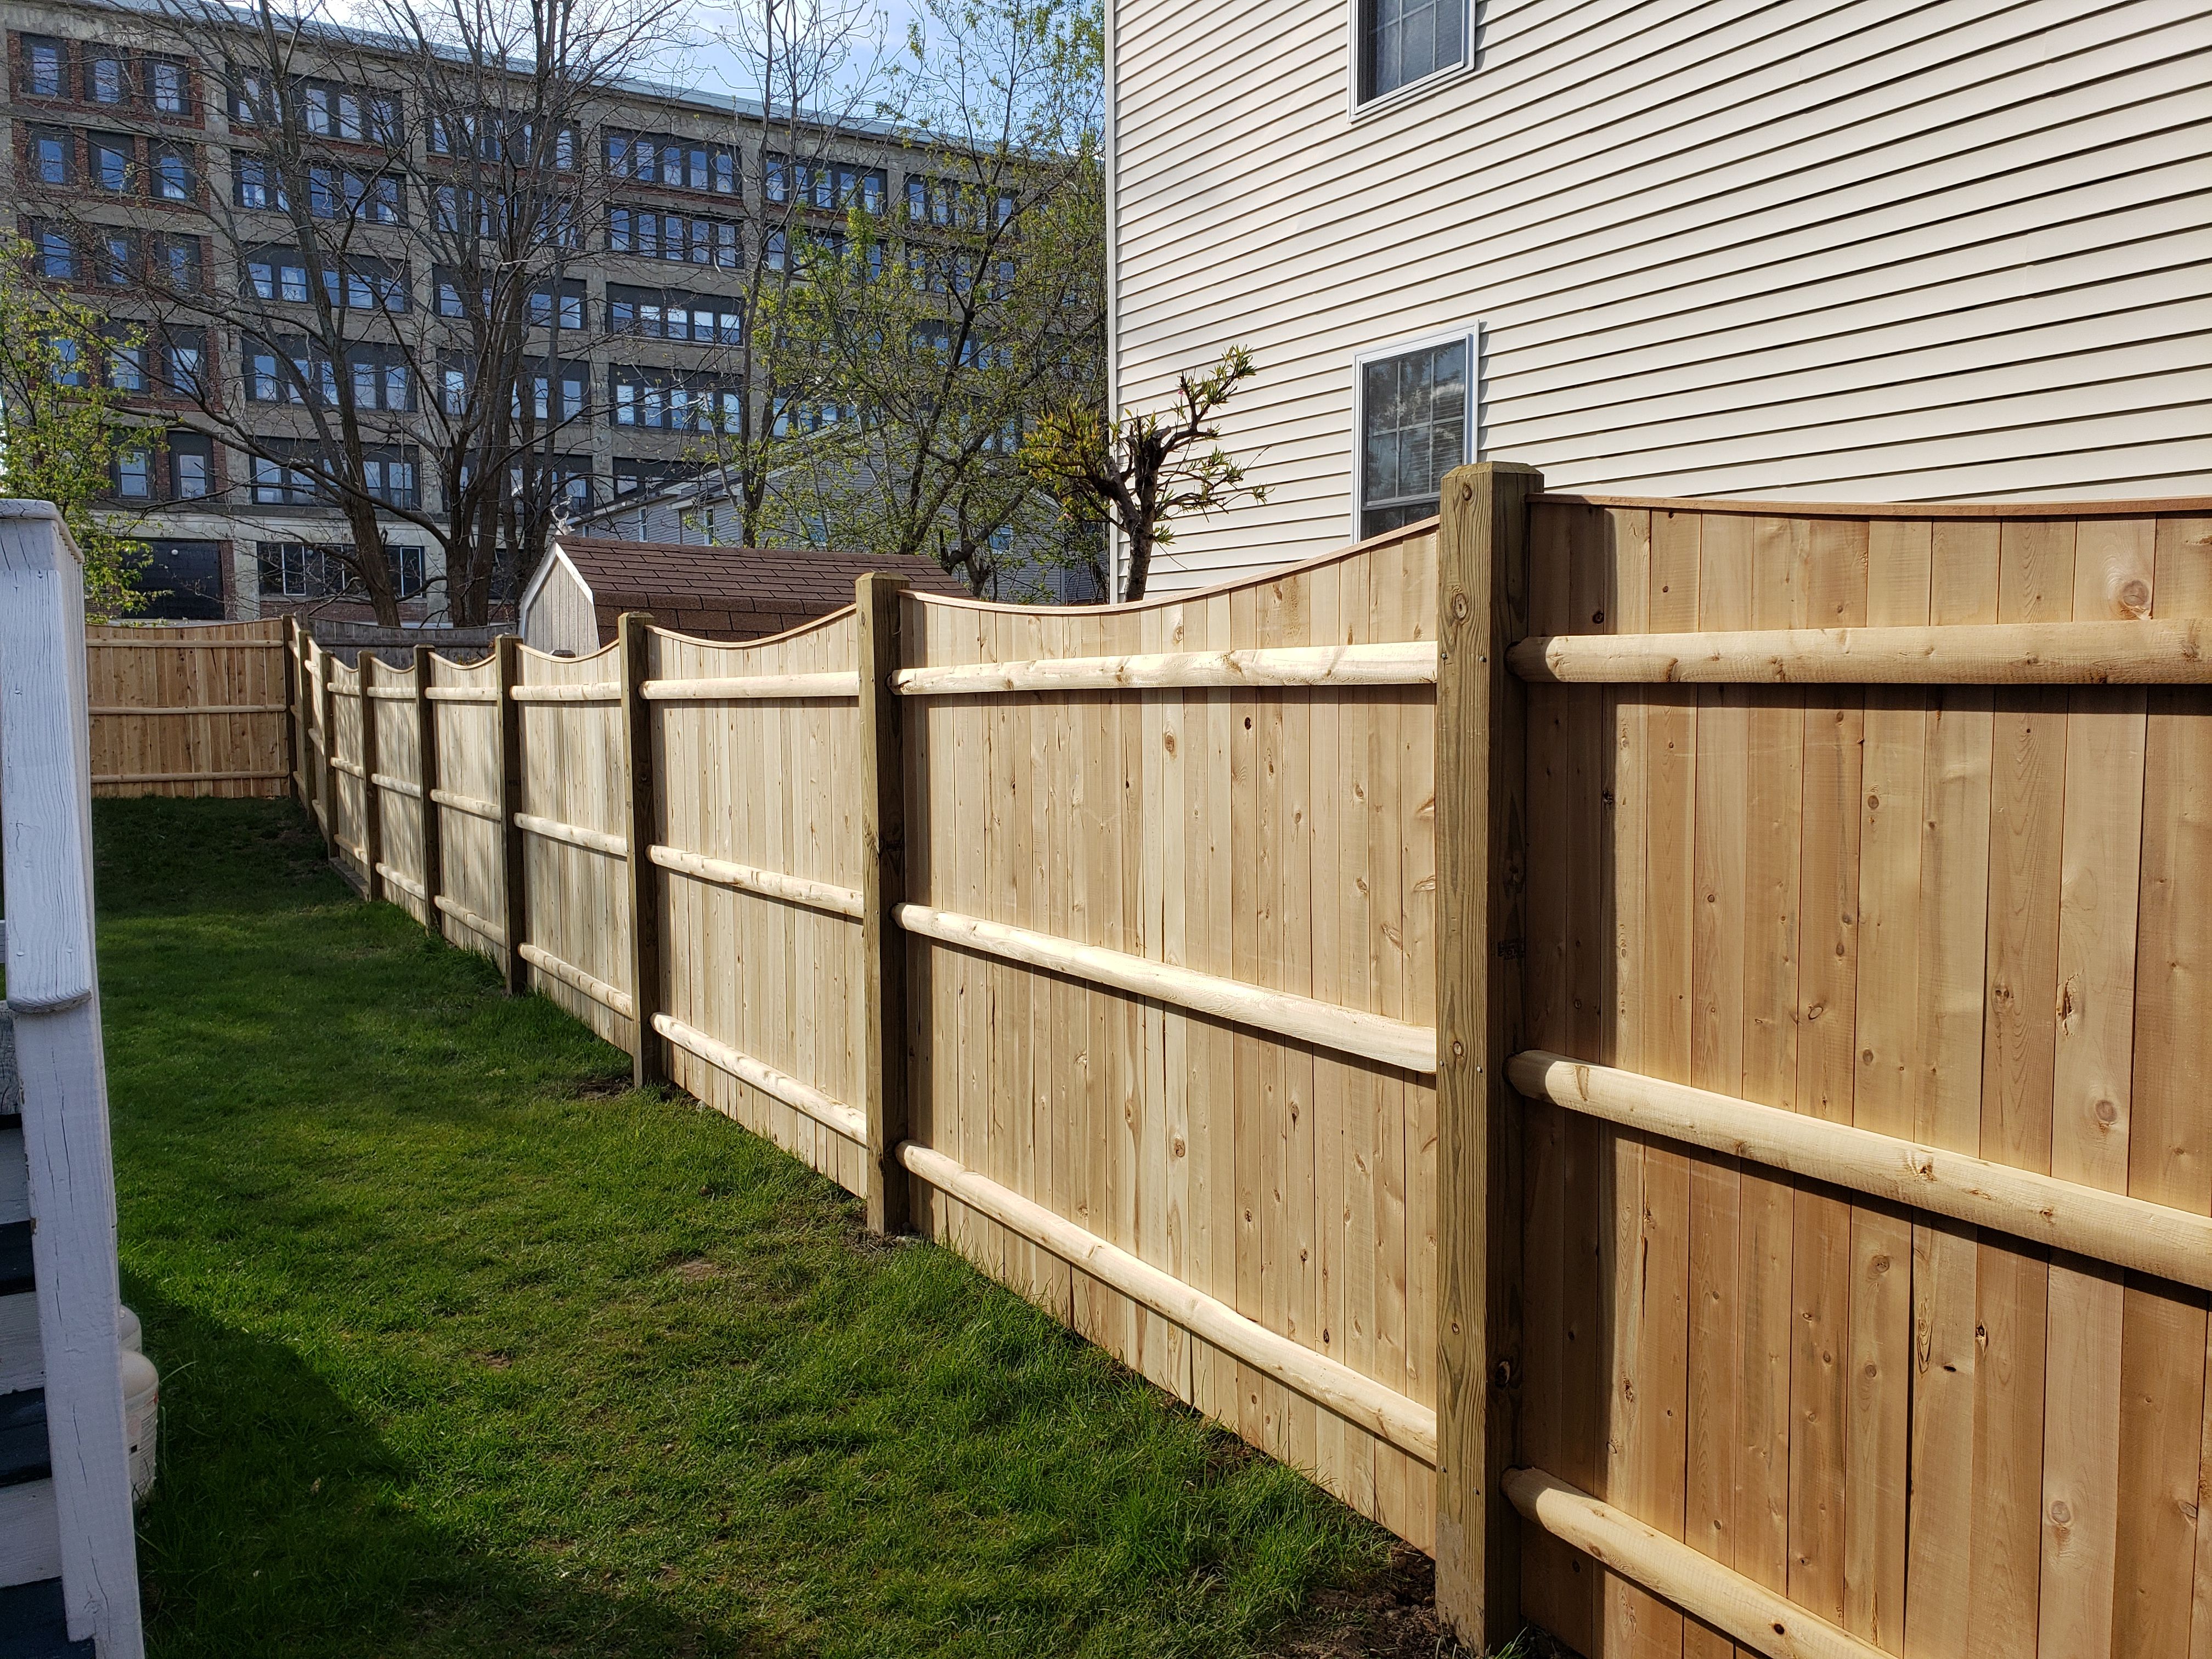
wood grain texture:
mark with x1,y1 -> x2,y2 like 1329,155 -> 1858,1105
1513,501 -> 2210,1659
1434,463 -> 1541,1649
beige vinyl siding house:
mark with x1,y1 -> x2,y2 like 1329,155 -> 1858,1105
1104,0 -> 2212,594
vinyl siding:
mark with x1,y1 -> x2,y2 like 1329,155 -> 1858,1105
1109,0 -> 2212,591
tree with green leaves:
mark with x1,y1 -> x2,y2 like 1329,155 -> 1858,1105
0,236 -> 149,619
751,0 -> 1107,595
1018,344 -> 1265,601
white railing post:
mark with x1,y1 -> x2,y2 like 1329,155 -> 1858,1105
0,500 -> 146,1658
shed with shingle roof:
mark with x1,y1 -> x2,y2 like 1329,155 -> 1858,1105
517,539 -> 972,656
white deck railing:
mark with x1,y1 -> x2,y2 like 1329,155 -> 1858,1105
0,501 -> 146,1657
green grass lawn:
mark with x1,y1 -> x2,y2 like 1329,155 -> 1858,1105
92,798 -> 1390,1659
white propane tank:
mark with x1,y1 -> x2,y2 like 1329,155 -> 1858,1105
119,1305 -> 142,1353
120,1347 -> 159,1502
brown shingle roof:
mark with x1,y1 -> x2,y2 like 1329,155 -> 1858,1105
548,538 -> 972,646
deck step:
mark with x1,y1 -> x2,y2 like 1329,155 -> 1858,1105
0,1392 -> 47,1488
0,1579 -> 95,1658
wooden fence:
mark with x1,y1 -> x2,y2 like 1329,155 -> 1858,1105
1495,492 -> 2212,1659
86,618 -> 292,797
281,475 -> 2212,1659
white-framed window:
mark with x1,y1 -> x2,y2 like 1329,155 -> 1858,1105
1350,0 -> 1471,112
1351,324 -> 1477,541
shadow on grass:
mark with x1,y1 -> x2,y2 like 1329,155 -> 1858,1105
126,1278 -> 772,1659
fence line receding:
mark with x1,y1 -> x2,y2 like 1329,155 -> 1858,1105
106,483 -> 2212,1659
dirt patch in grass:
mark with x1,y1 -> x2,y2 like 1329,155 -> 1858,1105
1257,1545 -> 1466,1658
1259,1545 -> 1581,1659
570,1072 -> 636,1100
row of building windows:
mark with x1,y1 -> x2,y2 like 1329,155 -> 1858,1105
19,36 -> 191,114
607,131 -> 736,194
18,52 -> 998,228
24,221 -> 202,288
606,206 -> 742,267
52,326 -> 206,400
107,448 -> 732,516
606,286 -> 744,344
27,126 -> 196,201
248,444 -> 421,507
609,369 -> 743,432
244,341 -> 415,411
110,430 -> 214,501
233,72 -> 402,145
257,541 -> 426,601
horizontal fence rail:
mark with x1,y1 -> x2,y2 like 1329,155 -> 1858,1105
1509,1051 -> 2212,1293
87,702 -> 289,716
892,640 -> 1438,695
511,681 -> 621,704
652,1015 -> 865,1141
1504,1469 -> 1883,1659
517,943 -> 633,1017
893,904 -> 1439,1073
1511,617 -> 2212,684
647,845 -> 865,919
641,672 -> 860,701
898,1140 -> 1440,1462
512,811 -> 628,858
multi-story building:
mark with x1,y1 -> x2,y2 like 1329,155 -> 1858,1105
0,0 -> 935,623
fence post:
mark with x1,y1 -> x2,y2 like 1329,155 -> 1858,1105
317,645 -> 337,860
618,612 -> 665,1088
856,573 -> 910,1233
414,644 -> 443,930
0,502 -> 147,1659
1434,459 -> 1542,1652
495,632 -> 529,994
359,654 -> 385,902
283,617 -> 302,803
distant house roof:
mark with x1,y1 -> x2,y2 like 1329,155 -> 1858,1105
528,538 -> 971,647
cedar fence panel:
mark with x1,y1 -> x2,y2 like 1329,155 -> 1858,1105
648,614 -> 867,1197
511,642 -> 632,1051
254,483 -> 2212,1659
424,648 -> 506,963
894,522 -> 1443,1545
325,652 -> 369,889
1505,495 -> 2212,1659
366,654 -> 430,929
86,619 -> 290,796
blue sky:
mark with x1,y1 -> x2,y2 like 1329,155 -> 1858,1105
655,0 -> 929,111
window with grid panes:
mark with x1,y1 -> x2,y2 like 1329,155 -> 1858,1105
22,37 -> 64,98
1358,0 -> 1466,101
149,58 -> 189,114
608,206 -> 739,267
29,126 -> 68,184
1356,336 -> 1467,538
607,131 -> 736,195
